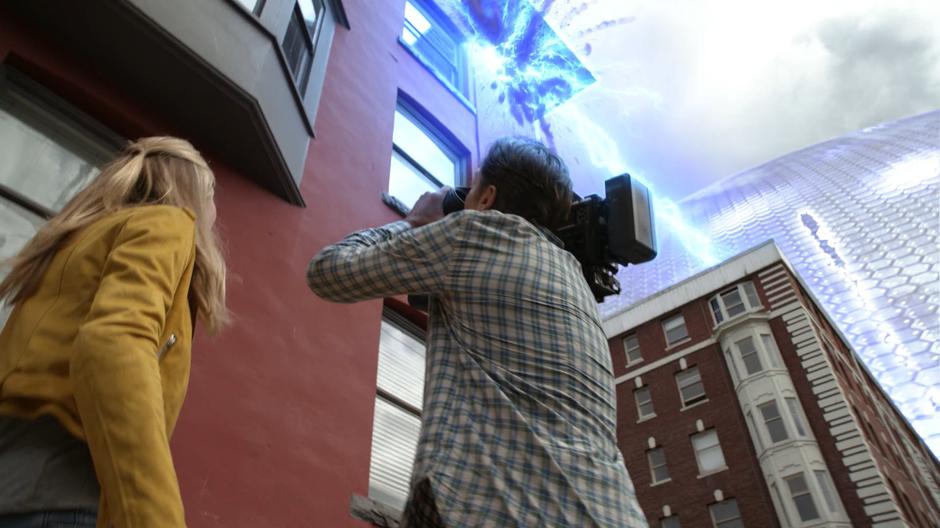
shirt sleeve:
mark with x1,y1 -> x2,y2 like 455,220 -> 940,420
69,206 -> 195,528
307,213 -> 467,303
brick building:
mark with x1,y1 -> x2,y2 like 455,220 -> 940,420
604,241 -> 940,528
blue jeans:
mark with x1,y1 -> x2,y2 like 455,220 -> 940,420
0,510 -> 97,528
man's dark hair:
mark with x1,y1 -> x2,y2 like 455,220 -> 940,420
478,137 -> 573,230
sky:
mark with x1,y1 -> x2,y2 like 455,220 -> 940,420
536,0 -> 940,200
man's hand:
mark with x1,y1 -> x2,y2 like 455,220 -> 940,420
405,187 -> 448,228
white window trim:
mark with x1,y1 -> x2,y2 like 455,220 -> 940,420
692,429 -> 727,477
647,448 -> 671,486
784,472 -> 822,523
710,281 -> 762,327
623,334 -> 643,366
709,499 -> 742,528
662,313 -> 689,347
676,367 -> 707,408
758,399 -> 790,445
635,386 -> 656,421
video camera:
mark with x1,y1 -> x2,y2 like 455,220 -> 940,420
442,173 -> 657,302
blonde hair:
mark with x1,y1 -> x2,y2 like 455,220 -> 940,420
0,136 -> 229,333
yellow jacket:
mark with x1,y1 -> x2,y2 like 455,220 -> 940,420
0,205 -> 197,527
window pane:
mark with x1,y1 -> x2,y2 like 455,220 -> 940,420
297,0 -> 321,34
368,397 -> 421,510
692,430 -> 726,474
771,483 -> 793,527
814,470 -> 839,513
0,101 -> 100,211
722,288 -> 745,317
760,334 -> 781,368
663,314 -> 688,344
401,1 -> 463,90
736,336 -> 763,375
742,281 -> 760,309
389,151 -> 438,209
661,517 -> 681,528
393,108 -> 457,187
710,298 -> 723,324
648,448 -> 669,483
710,499 -> 743,528
677,368 -> 706,406
786,397 -> 807,437
786,473 -> 820,521
635,387 -> 654,418
376,321 -> 426,409
759,401 -> 789,443
0,198 -> 45,328
624,334 -> 642,364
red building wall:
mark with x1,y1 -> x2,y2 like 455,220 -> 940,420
0,0 -> 521,525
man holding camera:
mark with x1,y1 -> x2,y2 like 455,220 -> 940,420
307,137 -> 645,527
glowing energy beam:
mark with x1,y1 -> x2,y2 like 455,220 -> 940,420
549,105 -> 724,266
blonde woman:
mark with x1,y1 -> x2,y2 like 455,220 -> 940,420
0,137 -> 228,528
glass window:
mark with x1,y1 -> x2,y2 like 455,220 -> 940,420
760,334 -> 781,368
709,499 -> 743,528
692,429 -> 726,475
0,71 -> 119,328
661,516 -> 681,528
710,281 -> 761,324
786,397 -> 807,437
401,0 -> 468,96
389,100 -> 463,208
709,298 -> 723,324
662,313 -> 688,345
647,447 -> 670,484
676,367 -> 706,407
369,314 -> 426,510
742,280 -> 760,309
720,288 -> 746,317
759,400 -> 789,443
814,470 -> 839,513
785,473 -> 821,522
635,386 -> 655,419
623,334 -> 642,365
736,336 -> 763,376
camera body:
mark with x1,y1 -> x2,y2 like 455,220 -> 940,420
555,174 -> 657,301
439,173 -> 657,302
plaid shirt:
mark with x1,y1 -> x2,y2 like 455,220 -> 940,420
308,210 -> 646,527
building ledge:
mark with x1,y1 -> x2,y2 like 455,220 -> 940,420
5,0 -> 317,205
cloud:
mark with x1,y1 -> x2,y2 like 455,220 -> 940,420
543,0 -> 940,200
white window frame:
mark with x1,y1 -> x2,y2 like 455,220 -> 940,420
368,310 -> 427,511
785,472 -> 821,522
691,429 -> 727,476
785,397 -> 808,438
647,447 -> 670,485
710,281 -> 761,325
709,498 -> 743,528
759,333 -> 782,368
662,313 -> 689,346
758,400 -> 790,444
623,333 -> 643,365
676,366 -> 707,408
635,386 -> 655,420
735,335 -> 764,376
813,470 -> 840,514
